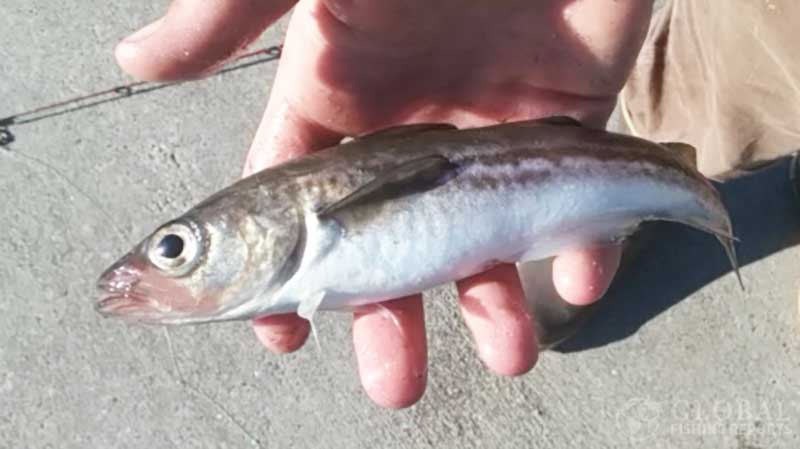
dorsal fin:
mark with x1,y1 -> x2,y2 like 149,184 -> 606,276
354,123 -> 457,141
661,142 -> 698,168
527,115 -> 584,127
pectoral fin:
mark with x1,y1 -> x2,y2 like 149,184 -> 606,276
318,155 -> 463,220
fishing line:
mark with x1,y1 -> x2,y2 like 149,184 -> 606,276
0,44 -> 282,145
0,146 -> 131,247
0,44 -> 282,446
163,328 -> 265,448
0,44 -> 283,247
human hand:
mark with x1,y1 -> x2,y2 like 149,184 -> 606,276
116,0 -> 652,408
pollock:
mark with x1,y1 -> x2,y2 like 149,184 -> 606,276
96,117 -> 740,324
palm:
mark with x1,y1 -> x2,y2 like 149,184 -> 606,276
276,0 -> 646,136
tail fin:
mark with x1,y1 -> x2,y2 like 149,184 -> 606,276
716,235 -> 744,290
661,217 -> 744,290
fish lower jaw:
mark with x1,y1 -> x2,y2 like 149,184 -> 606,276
95,292 -> 174,320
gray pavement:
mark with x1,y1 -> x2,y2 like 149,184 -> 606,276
2,2 -> 799,448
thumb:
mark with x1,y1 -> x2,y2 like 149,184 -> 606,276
243,95 -> 343,176
115,0 -> 296,81
242,41 -> 344,176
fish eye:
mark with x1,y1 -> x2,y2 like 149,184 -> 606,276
156,234 -> 184,259
147,221 -> 203,274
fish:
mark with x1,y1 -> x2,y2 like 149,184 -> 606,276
95,116 -> 741,325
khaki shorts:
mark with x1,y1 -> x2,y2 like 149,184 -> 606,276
621,0 -> 800,176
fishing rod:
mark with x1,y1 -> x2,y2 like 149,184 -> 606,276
0,44 -> 283,146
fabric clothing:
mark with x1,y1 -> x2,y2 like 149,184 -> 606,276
621,0 -> 800,176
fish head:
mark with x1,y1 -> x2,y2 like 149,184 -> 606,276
96,193 -> 304,324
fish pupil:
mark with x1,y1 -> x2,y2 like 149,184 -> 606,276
157,234 -> 184,259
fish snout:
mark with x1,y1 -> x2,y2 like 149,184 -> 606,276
95,256 -> 148,317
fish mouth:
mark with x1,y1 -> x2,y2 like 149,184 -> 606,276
95,257 -> 175,322
95,277 -> 176,322
95,292 -> 167,319
95,256 -> 215,324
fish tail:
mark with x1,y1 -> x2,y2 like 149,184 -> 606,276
716,234 -> 744,290
665,216 -> 744,290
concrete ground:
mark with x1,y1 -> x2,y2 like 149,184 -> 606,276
2,2 -> 799,448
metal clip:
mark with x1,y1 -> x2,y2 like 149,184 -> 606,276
0,127 -> 14,146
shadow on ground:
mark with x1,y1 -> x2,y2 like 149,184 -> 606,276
527,154 -> 800,352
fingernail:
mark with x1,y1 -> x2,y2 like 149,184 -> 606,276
121,17 -> 165,44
